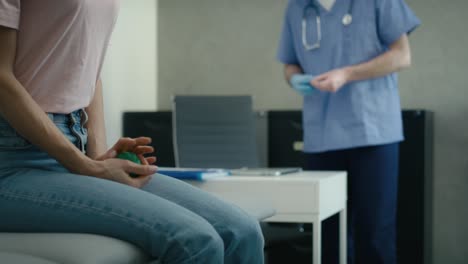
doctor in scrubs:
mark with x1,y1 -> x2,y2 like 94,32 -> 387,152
277,0 -> 420,263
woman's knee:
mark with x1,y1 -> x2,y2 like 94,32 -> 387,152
242,218 -> 264,247
195,226 -> 225,259
228,214 -> 264,250
161,220 -> 224,264
219,214 -> 264,264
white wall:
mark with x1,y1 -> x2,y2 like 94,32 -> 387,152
101,0 -> 158,147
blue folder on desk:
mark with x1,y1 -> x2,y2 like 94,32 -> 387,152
157,167 -> 230,181
229,167 -> 302,176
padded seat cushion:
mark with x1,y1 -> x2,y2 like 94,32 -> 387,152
0,233 -> 151,264
0,252 -> 59,264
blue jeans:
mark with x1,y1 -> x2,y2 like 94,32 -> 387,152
0,110 -> 264,264
305,143 -> 399,264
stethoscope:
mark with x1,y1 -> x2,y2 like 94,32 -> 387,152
302,0 -> 354,51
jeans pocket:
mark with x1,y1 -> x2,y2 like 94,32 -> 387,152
0,121 -> 33,150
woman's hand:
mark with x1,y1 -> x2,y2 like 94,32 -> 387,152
89,137 -> 158,188
97,137 -> 157,164
92,158 -> 158,188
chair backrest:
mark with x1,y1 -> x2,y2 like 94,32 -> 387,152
172,95 -> 260,169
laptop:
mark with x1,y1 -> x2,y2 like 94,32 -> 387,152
229,167 -> 302,176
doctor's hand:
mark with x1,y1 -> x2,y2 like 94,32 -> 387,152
290,74 -> 316,95
311,68 -> 351,93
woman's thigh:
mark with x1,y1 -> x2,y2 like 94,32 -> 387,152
0,169 -> 221,260
142,174 -> 260,231
141,174 -> 264,261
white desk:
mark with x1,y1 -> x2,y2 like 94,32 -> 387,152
189,171 -> 347,264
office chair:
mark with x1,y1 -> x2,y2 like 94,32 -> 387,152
172,95 -> 260,169
172,95 -> 276,247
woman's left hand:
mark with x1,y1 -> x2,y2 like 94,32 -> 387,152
311,68 -> 351,93
95,137 -> 157,165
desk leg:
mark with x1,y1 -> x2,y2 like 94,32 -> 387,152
339,207 -> 347,264
313,218 -> 321,264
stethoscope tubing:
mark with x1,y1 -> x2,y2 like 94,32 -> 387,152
302,0 -> 355,50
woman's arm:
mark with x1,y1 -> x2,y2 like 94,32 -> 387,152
85,79 -> 157,165
0,26 -> 93,174
311,34 -> 412,92
0,26 -> 156,187
85,79 -> 108,159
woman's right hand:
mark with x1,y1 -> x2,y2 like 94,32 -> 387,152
87,137 -> 158,188
91,158 -> 158,188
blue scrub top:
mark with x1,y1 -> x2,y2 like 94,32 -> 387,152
277,0 -> 420,153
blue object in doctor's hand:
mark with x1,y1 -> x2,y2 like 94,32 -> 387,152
290,74 -> 316,95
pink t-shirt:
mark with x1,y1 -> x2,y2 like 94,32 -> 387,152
0,0 -> 120,113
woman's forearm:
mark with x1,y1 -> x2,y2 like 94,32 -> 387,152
0,73 -> 97,175
85,79 -> 108,159
0,26 -> 97,176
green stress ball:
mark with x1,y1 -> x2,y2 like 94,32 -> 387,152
117,151 -> 141,178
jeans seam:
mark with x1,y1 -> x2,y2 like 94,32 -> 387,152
0,190 -> 152,227
0,190 -> 196,262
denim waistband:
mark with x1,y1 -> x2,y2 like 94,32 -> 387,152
47,109 -> 88,125
0,109 -> 88,154
0,109 -> 87,126
48,109 -> 89,153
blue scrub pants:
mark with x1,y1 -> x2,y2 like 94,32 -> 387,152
0,110 -> 265,264
305,143 -> 399,264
